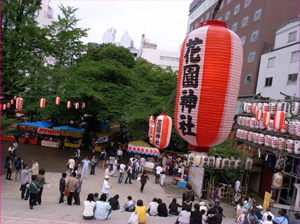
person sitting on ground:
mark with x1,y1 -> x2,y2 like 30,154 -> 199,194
83,193 -> 96,220
272,210 -> 288,224
108,194 -> 120,210
178,207 -> 191,224
94,193 -> 100,201
168,198 -> 181,216
147,198 -> 159,216
261,215 -> 273,224
123,196 -> 135,212
94,193 -> 112,221
135,199 -> 147,224
190,203 -> 202,224
157,198 -> 168,217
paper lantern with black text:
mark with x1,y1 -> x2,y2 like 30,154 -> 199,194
151,114 -> 172,150
55,97 -> 60,105
16,97 -> 23,110
174,20 -> 243,152
148,116 -> 154,138
40,98 -> 45,109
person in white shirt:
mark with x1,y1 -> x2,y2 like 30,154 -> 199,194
102,176 -> 112,199
147,198 -> 159,216
67,156 -> 76,174
110,158 -> 118,177
140,157 -> 146,172
261,215 -> 273,224
104,165 -> 110,177
118,163 -> 126,184
234,177 -> 242,204
262,208 -> 275,222
178,209 -> 191,224
116,148 -> 123,160
155,165 -> 162,184
83,193 -> 96,220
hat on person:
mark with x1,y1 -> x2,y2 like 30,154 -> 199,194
256,205 -> 263,209
105,175 -> 110,179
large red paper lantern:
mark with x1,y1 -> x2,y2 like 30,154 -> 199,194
67,101 -> 71,108
174,20 -> 243,152
274,110 -> 285,131
40,98 -> 45,109
82,102 -> 85,109
16,97 -> 23,110
151,114 -> 172,150
55,97 -> 60,105
75,103 -> 79,109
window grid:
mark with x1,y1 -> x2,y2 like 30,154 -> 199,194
241,16 -> 249,28
248,51 -> 256,63
253,8 -> 262,21
265,77 -> 273,87
288,31 -> 297,42
287,73 -> 298,85
267,57 -> 276,68
291,51 -> 299,62
251,30 -> 259,42
245,73 -> 252,83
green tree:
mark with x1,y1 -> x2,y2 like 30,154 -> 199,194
1,0 -> 49,94
46,4 -> 89,67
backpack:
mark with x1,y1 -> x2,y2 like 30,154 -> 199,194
15,160 -> 22,169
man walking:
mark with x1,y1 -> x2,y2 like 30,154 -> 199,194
81,157 -> 90,179
118,162 -> 126,184
102,175 -> 112,199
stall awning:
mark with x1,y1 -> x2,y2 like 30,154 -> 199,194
53,126 -> 85,133
14,121 -> 54,128
127,144 -> 160,157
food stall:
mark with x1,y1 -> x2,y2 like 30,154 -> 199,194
127,140 -> 160,172
53,126 -> 85,149
38,127 -> 61,148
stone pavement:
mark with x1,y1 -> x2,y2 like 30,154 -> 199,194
1,165 -> 236,224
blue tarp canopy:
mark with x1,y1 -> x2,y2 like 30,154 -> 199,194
15,121 -> 54,128
53,126 -> 85,133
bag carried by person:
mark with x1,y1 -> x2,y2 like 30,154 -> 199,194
15,160 -> 22,169
64,188 -> 70,197
127,211 -> 139,224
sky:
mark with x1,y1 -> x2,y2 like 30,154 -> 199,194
49,0 -> 191,52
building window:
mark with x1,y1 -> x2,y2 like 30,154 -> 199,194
265,77 -> 273,87
253,8 -> 262,21
234,4 -> 240,15
267,57 -> 276,68
244,0 -> 251,8
232,22 -> 238,32
250,30 -> 259,42
248,51 -> 256,63
241,36 -> 246,45
287,73 -> 298,85
241,16 -> 249,28
291,51 -> 299,62
205,12 -> 210,20
225,11 -> 231,21
288,31 -> 297,42
245,73 -> 252,83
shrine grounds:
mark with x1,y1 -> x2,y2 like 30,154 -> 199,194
1,141 -> 236,223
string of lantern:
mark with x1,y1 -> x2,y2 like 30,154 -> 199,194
0,95 -> 86,112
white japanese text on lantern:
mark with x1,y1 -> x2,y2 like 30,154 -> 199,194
174,20 -> 243,152
152,114 -> 172,150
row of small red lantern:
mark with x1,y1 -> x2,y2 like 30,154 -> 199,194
237,116 -> 299,136
236,128 -> 299,155
243,102 -> 299,116
1,97 -> 86,111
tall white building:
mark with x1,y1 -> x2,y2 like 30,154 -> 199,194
256,17 -> 299,99
36,0 -> 54,27
120,31 -> 134,48
102,27 -> 116,44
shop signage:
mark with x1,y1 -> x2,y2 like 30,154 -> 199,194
96,136 -> 109,143
64,142 -> 80,148
38,128 -> 60,136
263,191 -> 271,213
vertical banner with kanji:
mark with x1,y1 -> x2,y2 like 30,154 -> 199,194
263,191 -> 271,213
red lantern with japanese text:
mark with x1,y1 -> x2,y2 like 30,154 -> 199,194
16,97 -> 23,111
67,101 -> 71,109
274,110 -> 285,131
151,114 -> 172,150
174,20 -> 243,152
75,103 -> 79,109
148,116 -> 154,138
55,97 -> 60,105
40,98 -> 46,109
